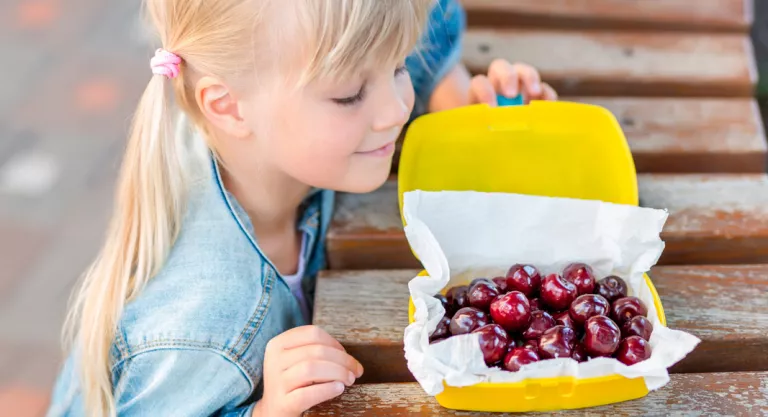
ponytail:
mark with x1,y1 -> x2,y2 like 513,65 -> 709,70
63,73 -> 187,416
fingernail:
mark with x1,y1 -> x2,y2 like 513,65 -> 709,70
531,82 -> 542,95
334,381 -> 345,394
505,85 -> 516,97
356,364 -> 364,378
348,371 -> 355,385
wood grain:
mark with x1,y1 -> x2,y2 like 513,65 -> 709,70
568,97 -> 767,173
461,0 -> 754,33
327,175 -> 768,270
393,97 -> 768,174
313,265 -> 768,382
462,29 -> 756,97
305,372 -> 768,416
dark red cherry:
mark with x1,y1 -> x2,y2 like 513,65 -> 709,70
505,264 -> 542,297
569,294 -> 610,327
445,285 -> 469,314
503,347 -> 540,372
583,316 -> 621,357
596,276 -> 628,303
522,338 -> 539,352
434,294 -> 449,314
540,273 -> 578,311
490,291 -> 532,333
472,324 -> 510,365
621,316 -> 653,341
529,298 -> 543,311
492,276 -> 509,293
553,310 -> 578,332
616,336 -> 652,365
571,343 -> 588,363
430,316 -> 451,342
538,325 -> 576,359
562,263 -> 597,295
611,297 -> 648,325
449,307 -> 489,335
468,280 -> 500,312
522,310 -> 556,340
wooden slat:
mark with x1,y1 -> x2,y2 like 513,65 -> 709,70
570,98 -> 767,173
327,175 -> 768,269
313,266 -> 768,383
306,373 -> 768,416
461,0 -> 754,33
393,97 -> 767,174
462,29 -> 756,97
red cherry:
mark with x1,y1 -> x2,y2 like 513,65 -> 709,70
538,325 -> 576,359
529,298 -> 543,311
450,307 -> 489,335
553,310 -> 578,332
540,274 -> 578,311
583,316 -> 621,357
621,316 -> 653,341
490,291 -> 532,333
503,347 -> 540,372
596,276 -> 628,303
445,285 -> 469,315
562,263 -> 597,295
616,336 -> 652,365
522,339 -> 539,352
611,297 -> 648,325
571,343 -> 588,363
505,264 -> 542,297
472,324 -> 510,365
569,294 -> 610,326
430,316 -> 451,341
522,310 -> 556,340
468,280 -> 501,312
492,276 -> 509,293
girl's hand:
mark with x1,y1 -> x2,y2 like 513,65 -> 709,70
469,60 -> 558,106
254,326 -> 364,417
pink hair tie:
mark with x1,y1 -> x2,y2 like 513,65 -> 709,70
150,48 -> 182,79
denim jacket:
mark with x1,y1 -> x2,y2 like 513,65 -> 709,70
47,1 -> 464,415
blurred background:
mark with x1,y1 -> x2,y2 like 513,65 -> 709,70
2,0 -> 768,415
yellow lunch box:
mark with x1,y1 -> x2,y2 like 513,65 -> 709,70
400,100 -> 667,412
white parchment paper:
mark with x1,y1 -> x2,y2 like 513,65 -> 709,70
402,190 -> 701,395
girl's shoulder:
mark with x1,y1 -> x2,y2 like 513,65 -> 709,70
112,155 -> 309,380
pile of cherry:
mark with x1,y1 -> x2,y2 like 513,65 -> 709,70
430,263 -> 653,372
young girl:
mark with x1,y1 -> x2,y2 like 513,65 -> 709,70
47,0 -> 556,416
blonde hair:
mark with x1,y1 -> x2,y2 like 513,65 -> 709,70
63,0 -> 430,415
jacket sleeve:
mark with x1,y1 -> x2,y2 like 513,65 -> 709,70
113,348 -> 257,416
406,0 -> 467,118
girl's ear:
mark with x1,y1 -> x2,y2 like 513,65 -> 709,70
195,76 -> 252,139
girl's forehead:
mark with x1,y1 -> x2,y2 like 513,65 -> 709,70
260,0 -> 427,86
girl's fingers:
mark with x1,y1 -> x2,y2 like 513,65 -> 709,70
541,82 -> 558,101
280,344 -> 363,378
284,381 -> 346,414
283,360 -> 356,393
469,74 -> 497,106
514,63 -> 542,98
487,59 -> 520,98
267,325 -> 345,353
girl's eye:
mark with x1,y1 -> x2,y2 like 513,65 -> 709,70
395,65 -> 408,76
332,86 -> 366,106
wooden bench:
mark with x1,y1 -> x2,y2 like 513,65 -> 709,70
462,29 -> 756,97
313,266 -> 768,383
327,175 -> 768,270
392,97 -> 767,174
306,372 -> 768,416
462,0 -> 754,33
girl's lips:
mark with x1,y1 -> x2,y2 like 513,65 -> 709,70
356,142 -> 396,157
